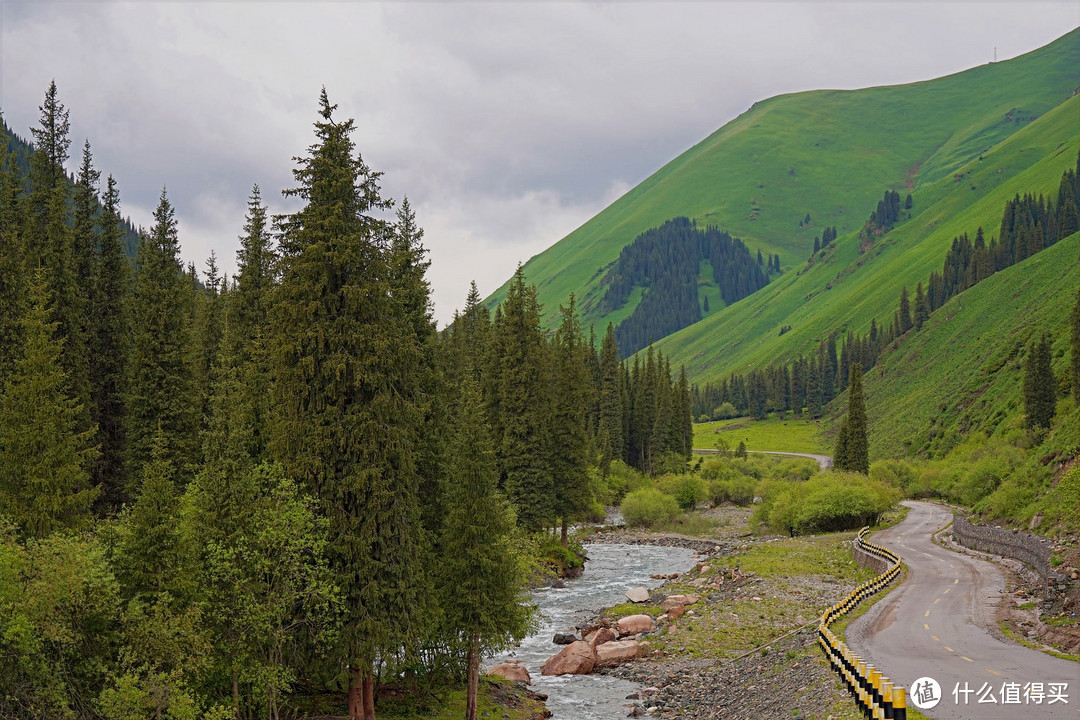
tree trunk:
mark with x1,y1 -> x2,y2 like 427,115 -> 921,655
232,666 -> 239,720
466,632 -> 480,720
362,671 -> 375,720
560,517 -> 568,547
348,665 -> 363,720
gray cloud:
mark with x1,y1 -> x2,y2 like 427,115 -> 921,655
2,2 -> 1076,323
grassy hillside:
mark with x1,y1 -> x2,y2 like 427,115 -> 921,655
487,29 -> 1080,336
857,230 -> 1079,460
657,92 -> 1079,384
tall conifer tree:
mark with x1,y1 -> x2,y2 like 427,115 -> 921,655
1023,334 -> 1056,430
89,175 -> 130,506
550,294 -> 592,545
834,363 -> 869,474
598,323 -> 624,471
497,266 -> 554,530
438,379 -> 533,720
898,286 -> 912,334
0,269 -> 99,538
270,90 -> 427,720
0,133 -> 26,380
127,188 -> 197,488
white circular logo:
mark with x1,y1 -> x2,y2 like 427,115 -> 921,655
910,676 -> 942,710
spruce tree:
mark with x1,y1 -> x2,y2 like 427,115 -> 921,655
837,363 -> 869,474
497,266 -> 554,529
914,282 -> 930,330
126,188 -> 197,489
598,322 -> 624,472
898,286 -> 912,334
458,280 -> 491,381
550,294 -> 592,545
806,358 -> 823,419
1023,334 -> 1056,430
232,185 -> 277,460
833,418 -> 851,472
89,175 -> 130,508
269,90 -> 427,720
674,366 -> 694,457
0,135 -> 26,381
0,269 -> 99,538
438,379 -> 534,720
114,429 -> 181,599
1059,198 -> 1079,239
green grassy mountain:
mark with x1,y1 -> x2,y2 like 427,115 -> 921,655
658,91 -> 1078,384
487,28 -> 1080,377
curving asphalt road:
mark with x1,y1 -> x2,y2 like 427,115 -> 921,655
692,448 -> 833,469
846,501 -> 1078,719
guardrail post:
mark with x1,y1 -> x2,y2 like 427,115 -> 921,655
892,687 -> 906,720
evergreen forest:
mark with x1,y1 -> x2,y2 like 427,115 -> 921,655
598,217 -> 770,356
0,84 -> 693,720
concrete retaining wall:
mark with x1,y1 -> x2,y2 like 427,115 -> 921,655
853,543 -> 892,574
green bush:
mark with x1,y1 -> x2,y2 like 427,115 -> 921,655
954,456 -> 1008,505
760,473 -> 900,536
708,475 -> 757,506
620,488 -> 681,528
601,460 -> 647,502
712,402 -> 738,420
870,460 -> 919,493
656,474 -> 705,510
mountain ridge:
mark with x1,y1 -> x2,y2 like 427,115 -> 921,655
484,27 -> 1080,368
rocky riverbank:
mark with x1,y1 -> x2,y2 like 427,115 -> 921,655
585,527 -> 740,555
580,531 -> 873,718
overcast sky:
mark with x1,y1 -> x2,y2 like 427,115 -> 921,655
2,2 -> 1077,325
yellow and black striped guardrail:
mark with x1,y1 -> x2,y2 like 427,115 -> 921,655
818,527 -> 907,720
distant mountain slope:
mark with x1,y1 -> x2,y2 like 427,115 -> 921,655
487,28 -> 1080,342
656,92 -> 1079,384
860,229 -> 1078,459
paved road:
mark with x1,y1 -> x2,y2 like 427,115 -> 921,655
692,448 -> 833,469
847,501 -> 1078,719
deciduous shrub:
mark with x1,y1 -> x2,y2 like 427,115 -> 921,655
709,475 -> 757,506
657,474 -> 706,510
753,473 -> 900,536
620,488 -> 681,527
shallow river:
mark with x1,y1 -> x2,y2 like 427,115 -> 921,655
487,543 -> 698,719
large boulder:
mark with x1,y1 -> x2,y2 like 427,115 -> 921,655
625,587 -> 650,603
540,641 -> 595,676
595,640 -> 642,667
664,594 -> 700,606
616,614 -> 655,636
586,626 -> 617,651
487,662 -> 531,684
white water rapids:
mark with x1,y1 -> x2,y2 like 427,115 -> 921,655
487,542 -> 698,718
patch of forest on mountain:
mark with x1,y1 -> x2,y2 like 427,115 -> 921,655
600,217 -> 771,356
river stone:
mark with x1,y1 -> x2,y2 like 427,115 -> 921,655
540,640 -> 595,676
666,605 -> 685,620
587,627 -> 617,651
487,662 -> 531,684
626,587 -> 650,603
617,614 -> 655,635
552,632 -> 577,645
595,639 -> 642,667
